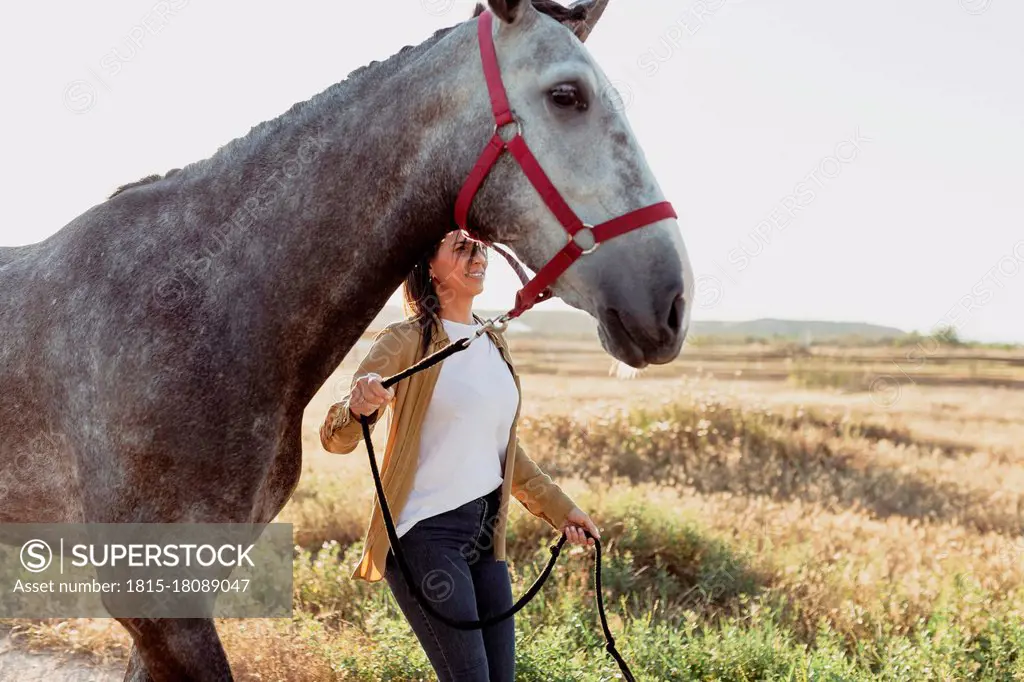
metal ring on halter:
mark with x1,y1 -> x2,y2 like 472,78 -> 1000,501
570,224 -> 600,255
493,116 -> 523,143
473,315 -> 509,339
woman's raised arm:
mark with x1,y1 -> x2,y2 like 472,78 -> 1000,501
320,322 -> 408,454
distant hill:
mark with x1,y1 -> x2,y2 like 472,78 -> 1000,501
689,319 -> 906,342
365,305 -> 905,342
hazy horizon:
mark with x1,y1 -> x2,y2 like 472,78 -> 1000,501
372,301 -> 968,342
2,0 -> 1021,343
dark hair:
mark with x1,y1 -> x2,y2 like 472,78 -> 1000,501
402,238 -> 444,360
402,232 -> 488,359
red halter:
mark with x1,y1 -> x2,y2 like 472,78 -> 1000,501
455,9 -> 678,323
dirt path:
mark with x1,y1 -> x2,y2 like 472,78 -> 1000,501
0,631 -> 123,682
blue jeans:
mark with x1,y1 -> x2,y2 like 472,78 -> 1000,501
384,485 -> 515,681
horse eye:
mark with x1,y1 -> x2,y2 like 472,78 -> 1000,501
550,83 -> 587,111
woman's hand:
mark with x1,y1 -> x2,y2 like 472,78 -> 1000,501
562,506 -> 600,548
348,372 -> 395,418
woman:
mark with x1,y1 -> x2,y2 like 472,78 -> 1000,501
319,229 -> 599,681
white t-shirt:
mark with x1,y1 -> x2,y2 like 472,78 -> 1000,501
395,317 -> 520,538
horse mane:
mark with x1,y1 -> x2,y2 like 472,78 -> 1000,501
473,0 -> 587,22
107,1 -> 588,201
108,168 -> 182,199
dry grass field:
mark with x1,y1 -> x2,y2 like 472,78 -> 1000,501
4,332 -> 1024,680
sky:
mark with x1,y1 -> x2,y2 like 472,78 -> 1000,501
1,0 -> 1021,342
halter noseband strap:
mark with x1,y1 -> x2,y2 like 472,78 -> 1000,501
454,9 -> 678,322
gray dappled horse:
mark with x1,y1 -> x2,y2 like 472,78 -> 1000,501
0,0 -> 692,679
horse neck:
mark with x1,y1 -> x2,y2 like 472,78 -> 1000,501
178,24 -> 477,411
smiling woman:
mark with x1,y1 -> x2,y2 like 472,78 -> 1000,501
403,230 -> 491,359
320,225 -> 602,680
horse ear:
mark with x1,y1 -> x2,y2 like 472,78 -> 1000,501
566,0 -> 610,42
486,0 -> 526,24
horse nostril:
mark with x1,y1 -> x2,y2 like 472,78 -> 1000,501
665,291 -> 684,336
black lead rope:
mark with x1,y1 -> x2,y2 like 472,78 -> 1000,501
358,334 -> 637,681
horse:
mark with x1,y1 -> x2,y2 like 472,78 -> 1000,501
0,0 -> 692,679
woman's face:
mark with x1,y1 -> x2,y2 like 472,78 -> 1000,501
429,230 -> 488,302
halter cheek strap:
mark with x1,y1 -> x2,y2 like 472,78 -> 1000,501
455,9 -> 678,322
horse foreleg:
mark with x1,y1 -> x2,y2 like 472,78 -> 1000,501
117,617 -> 232,682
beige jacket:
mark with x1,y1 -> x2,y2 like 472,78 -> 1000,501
319,310 -> 577,583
